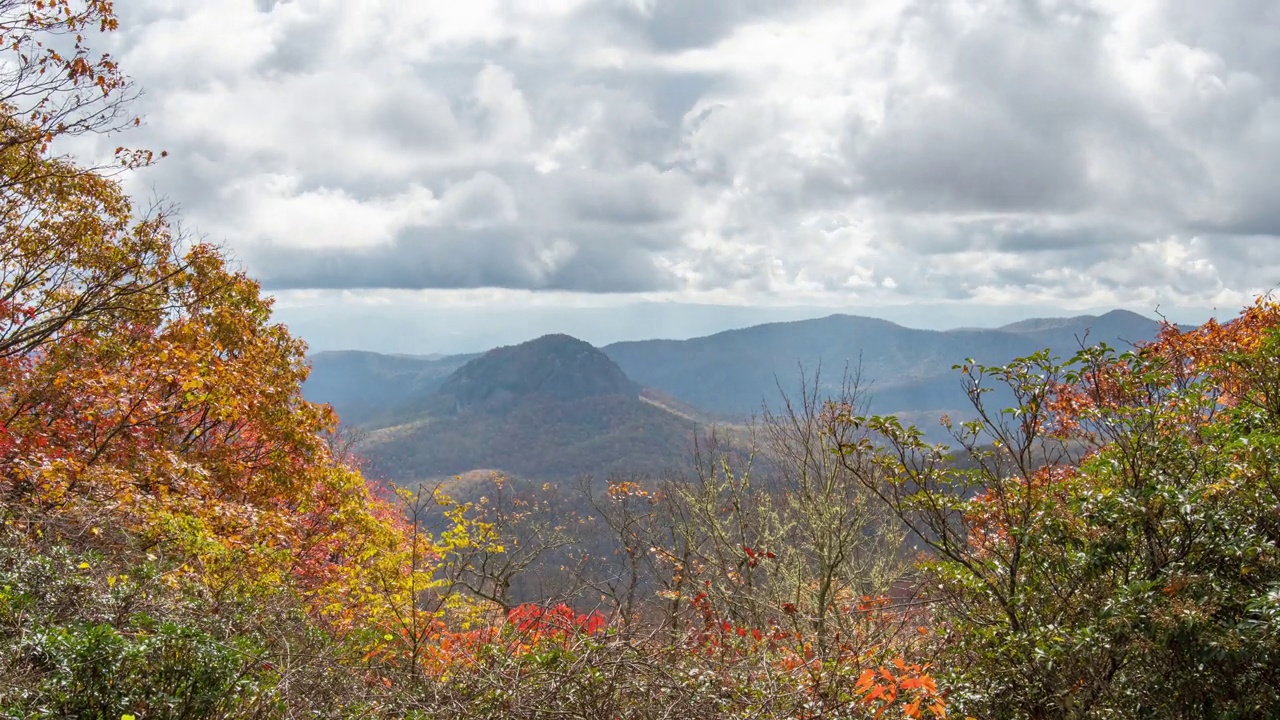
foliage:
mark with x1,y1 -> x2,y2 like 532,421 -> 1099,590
0,532 -> 276,719
0,0 -> 158,167
835,296 -> 1280,718
0,3 -> 429,715
13,621 -> 269,719
16,4 -> 1278,719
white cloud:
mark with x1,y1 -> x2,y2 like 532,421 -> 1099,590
81,0 -> 1280,347
227,176 -> 438,249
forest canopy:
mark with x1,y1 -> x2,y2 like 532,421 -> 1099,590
0,3 -> 1277,719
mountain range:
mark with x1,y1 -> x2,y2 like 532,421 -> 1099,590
605,308 -> 1165,418
321,335 -> 698,483
303,309 -> 1170,483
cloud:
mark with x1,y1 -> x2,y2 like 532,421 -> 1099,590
554,165 -> 692,224
254,224 -> 679,293
84,0 -> 1280,327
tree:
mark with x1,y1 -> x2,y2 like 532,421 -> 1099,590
593,372 -> 931,715
836,298 -> 1280,718
759,368 -> 908,661
0,1 -> 169,361
431,474 -> 576,612
0,0 -> 155,165
0,0 -> 424,665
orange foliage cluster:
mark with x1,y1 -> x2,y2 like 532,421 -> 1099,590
856,659 -> 947,720
1045,296 -> 1280,439
676,588 -> 946,717
966,463 -> 1079,557
399,604 -> 607,675
0,161 -> 420,641
406,600 -> 948,718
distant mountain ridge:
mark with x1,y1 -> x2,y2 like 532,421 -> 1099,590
301,309 -> 1173,480
332,334 -> 696,483
993,309 -> 1166,342
598,309 -> 1166,420
303,350 -> 476,426
995,314 -> 1104,334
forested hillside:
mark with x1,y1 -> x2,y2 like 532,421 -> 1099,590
304,310 -> 1169,479
308,311 -> 1169,431
3,3 -> 1278,719
354,334 -> 698,482
602,309 -> 1164,418
304,351 -> 477,426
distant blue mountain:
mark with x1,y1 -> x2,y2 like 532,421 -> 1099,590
303,309 -> 1170,478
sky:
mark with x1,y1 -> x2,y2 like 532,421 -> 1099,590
78,0 -> 1280,353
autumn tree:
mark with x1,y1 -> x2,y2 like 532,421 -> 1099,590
836,298 -> 1280,718
759,369 -> 908,658
577,374 -> 932,716
428,474 -> 576,613
0,0 -> 156,164
0,0 -> 169,359
0,4 -> 945,717
0,4 -> 439,714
